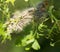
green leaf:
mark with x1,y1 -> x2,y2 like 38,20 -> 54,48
32,40 -> 40,50
25,47 -> 30,50
50,42 -> 55,47
21,31 -> 35,46
6,0 -> 15,6
26,38 -> 35,45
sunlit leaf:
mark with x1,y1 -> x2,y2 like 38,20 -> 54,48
26,38 -> 35,44
21,31 -> 35,46
50,42 -> 55,47
6,0 -> 15,5
32,40 -> 40,50
25,47 -> 30,50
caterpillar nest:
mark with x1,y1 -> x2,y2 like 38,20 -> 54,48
4,8 -> 35,33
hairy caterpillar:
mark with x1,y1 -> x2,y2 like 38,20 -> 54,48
4,0 -> 49,34
4,8 -> 34,33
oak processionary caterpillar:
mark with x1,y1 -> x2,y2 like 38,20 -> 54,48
4,8 -> 34,33
4,0 -> 49,34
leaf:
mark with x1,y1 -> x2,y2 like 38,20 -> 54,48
25,47 -> 30,50
6,0 -> 15,6
26,38 -> 35,45
50,42 -> 55,47
21,31 -> 35,46
32,40 -> 40,50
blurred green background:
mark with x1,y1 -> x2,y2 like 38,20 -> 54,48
9,0 -> 41,12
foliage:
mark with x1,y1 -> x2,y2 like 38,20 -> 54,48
0,0 -> 15,43
15,0 -> 60,50
0,0 -> 60,51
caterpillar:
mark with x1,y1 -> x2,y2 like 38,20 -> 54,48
4,0 -> 49,33
4,8 -> 34,33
